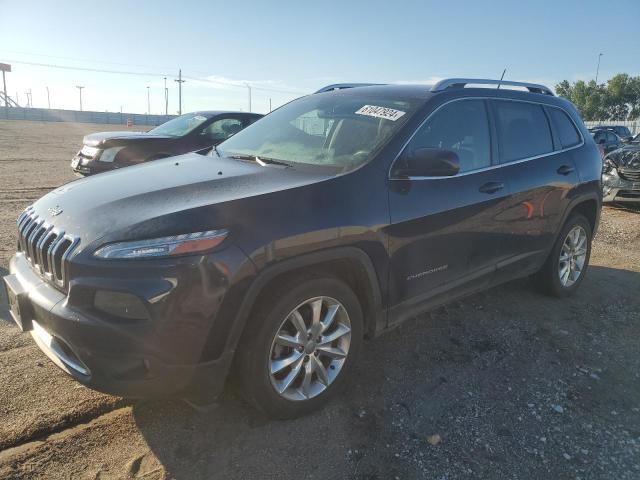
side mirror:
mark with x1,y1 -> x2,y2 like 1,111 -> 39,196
395,148 -> 460,178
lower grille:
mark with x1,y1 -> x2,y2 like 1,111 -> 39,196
618,167 -> 640,182
17,207 -> 79,290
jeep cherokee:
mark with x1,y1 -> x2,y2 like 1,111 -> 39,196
3,79 -> 602,418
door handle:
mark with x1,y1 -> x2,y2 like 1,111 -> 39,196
557,165 -> 575,175
478,181 -> 505,194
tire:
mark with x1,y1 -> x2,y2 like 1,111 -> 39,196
235,276 -> 363,418
533,213 -> 593,297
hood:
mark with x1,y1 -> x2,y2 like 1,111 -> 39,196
30,153 -> 330,254
83,131 -> 174,147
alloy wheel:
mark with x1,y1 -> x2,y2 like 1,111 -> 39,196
268,296 -> 351,401
558,225 -> 588,287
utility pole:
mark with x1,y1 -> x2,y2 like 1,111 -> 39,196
246,83 -> 252,112
0,63 -> 10,108
174,69 -> 185,115
269,97 -> 272,112
146,86 -> 150,114
24,91 -> 31,107
46,86 -> 50,109
76,85 -> 84,111
164,77 -> 168,116
595,53 -> 603,84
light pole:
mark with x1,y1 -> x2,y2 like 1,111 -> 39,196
46,86 -> 50,109
595,53 -> 603,85
246,83 -> 252,112
175,69 -> 185,115
76,85 -> 84,111
164,77 -> 168,116
146,86 -> 150,114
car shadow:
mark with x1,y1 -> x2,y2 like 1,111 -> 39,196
131,264 -> 640,479
607,202 -> 640,214
0,266 -> 10,325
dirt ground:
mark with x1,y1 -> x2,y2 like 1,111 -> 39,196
0,119 -> 639,480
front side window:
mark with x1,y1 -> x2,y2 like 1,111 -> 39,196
494,100 -> 553,163
217,92 -> 421,171
201,118 -> 243,142
148,112 -> 211,137
403,99 -> 491,173
548,108 -> 581,149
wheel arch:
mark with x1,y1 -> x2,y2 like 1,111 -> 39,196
224,247 -> 385,360
562,192 -> 601,236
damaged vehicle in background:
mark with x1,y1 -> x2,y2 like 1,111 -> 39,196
71,111 -> 262,176
602,132 -> 640,203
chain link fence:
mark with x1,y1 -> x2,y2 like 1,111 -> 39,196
1,106 -> 175,126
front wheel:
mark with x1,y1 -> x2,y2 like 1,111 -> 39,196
533,213 -> 592,297
235,276 -> 363,418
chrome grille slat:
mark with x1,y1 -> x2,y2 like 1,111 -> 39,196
15,210 -> 79,290
619,168 -> 640,182
35,226 -> 54,272
27,220 -> 45,262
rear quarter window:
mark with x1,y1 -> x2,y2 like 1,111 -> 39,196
493,100 -> 553,163
548,108 -> 582,149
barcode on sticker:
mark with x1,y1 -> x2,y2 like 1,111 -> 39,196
355,105 -> 406,121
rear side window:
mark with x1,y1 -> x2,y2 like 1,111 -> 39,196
405,99 -> 491,173
548,108 -> 581,149
493,101 -> 553,163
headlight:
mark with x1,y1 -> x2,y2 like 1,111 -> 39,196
81,145 -> 100,157
602,159 -> 618,176
93,230 -> 228,259
99,146 -> 125,163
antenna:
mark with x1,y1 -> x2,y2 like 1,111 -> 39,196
497,69 -> 507,89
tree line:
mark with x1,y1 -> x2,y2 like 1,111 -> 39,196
555,74 -> 640,121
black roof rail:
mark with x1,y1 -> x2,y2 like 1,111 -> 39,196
314,83 -> 384,94
431,78 -> 554,96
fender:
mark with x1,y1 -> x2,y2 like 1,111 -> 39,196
222,246 -> 385,359
553,187 -> 602,247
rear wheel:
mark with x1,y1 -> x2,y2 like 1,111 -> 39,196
235,276 -> 363,418
533,213 -> 592,297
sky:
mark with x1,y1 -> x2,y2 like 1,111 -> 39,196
0,0 -> 639,115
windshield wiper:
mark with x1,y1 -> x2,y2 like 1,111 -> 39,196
255,156 -> 292,168
227,154 -> 291,168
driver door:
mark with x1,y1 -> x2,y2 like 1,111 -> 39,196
386,98 -> 512,319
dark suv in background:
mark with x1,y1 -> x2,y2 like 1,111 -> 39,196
3,79 -> 602,418
590,127 -> 624,155
71,111 -> 262,175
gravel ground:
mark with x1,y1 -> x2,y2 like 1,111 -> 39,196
0,119 -> 639,479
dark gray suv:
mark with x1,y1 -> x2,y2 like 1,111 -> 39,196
3,79 -> 602,418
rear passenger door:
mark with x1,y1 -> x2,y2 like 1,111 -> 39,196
491,100 -> 581,279
387,99 -> 512,317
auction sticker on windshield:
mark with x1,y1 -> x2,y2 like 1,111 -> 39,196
356,105 -> 406,121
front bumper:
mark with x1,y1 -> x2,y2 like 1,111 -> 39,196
3,250 -> 247,399
602,173 -> 640,203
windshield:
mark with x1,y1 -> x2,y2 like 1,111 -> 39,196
149,112 -> 211,136
217,91 -> 421,171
